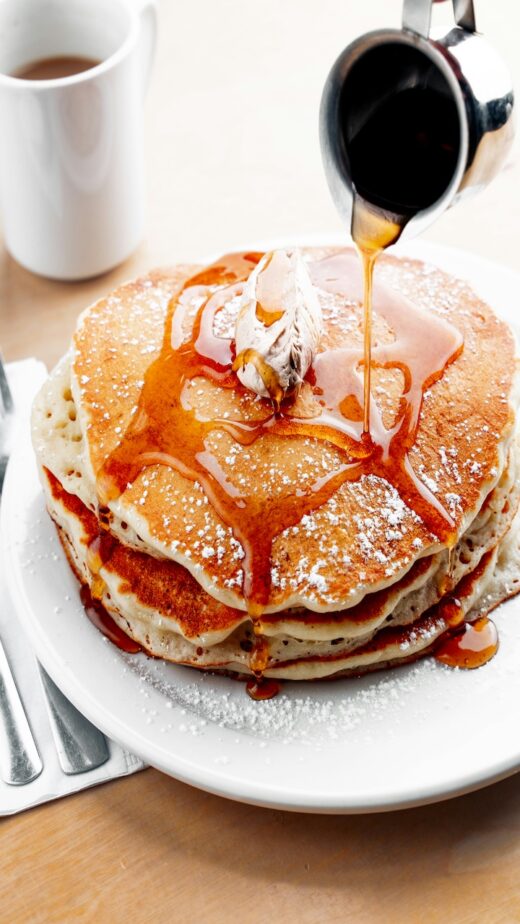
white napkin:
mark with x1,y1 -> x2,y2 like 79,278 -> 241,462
0,359 -> 146,815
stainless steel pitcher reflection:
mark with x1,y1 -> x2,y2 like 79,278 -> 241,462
320,0 -> 514,238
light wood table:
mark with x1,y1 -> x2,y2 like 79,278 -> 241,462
2,2 -> 520,921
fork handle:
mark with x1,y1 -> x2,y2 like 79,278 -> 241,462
0,640 -> 42,785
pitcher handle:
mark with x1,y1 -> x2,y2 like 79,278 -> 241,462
402,0 -> 476,38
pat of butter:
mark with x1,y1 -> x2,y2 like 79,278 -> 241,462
233,249 -> 322,403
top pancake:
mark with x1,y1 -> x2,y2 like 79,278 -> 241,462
69,247 -> 517,613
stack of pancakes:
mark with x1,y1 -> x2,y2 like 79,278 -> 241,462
32,248 -> 520,680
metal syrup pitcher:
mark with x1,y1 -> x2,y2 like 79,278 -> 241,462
320,0 -> 514,238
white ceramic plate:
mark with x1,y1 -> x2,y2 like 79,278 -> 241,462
3,237 -> 520,814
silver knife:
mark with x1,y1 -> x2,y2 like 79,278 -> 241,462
39,667 -> 109,775
0,638 -> 42,785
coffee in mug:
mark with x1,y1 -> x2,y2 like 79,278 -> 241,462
13,57 -> 101,81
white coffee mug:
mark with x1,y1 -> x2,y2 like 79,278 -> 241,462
0,0 -> 156,280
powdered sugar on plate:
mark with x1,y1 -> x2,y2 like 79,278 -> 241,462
119,650 -> 467,748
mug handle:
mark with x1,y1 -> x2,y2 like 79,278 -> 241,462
135,0 -> 157,98
402,0 -> 476,38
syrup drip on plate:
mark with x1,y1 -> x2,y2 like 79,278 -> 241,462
246,678 -> 281,701
434,616 -> 499,669
79,585 -> 143,654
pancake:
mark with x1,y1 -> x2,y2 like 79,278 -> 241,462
41,460 -> 516,678
31,246 -> 520,683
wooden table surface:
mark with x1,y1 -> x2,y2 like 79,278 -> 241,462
2,2 -> 520,921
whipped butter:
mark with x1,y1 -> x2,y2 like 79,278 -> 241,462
233,249 -> 323,404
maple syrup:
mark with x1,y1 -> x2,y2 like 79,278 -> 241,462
79,585 -> 143,654
346,75 -> 460,433
434,616 -> 499,669
351,197 -> 405,433
246,678 -> 281,701
86,534 -> 117,579
96,249 -> 462,640
253,251 -> 284,327
250,636 -> 270,676
233,348 -> 284,406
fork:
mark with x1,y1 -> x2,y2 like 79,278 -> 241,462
0,355 -> 109,783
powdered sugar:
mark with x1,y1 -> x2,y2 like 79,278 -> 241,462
122,652 -> 451,748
